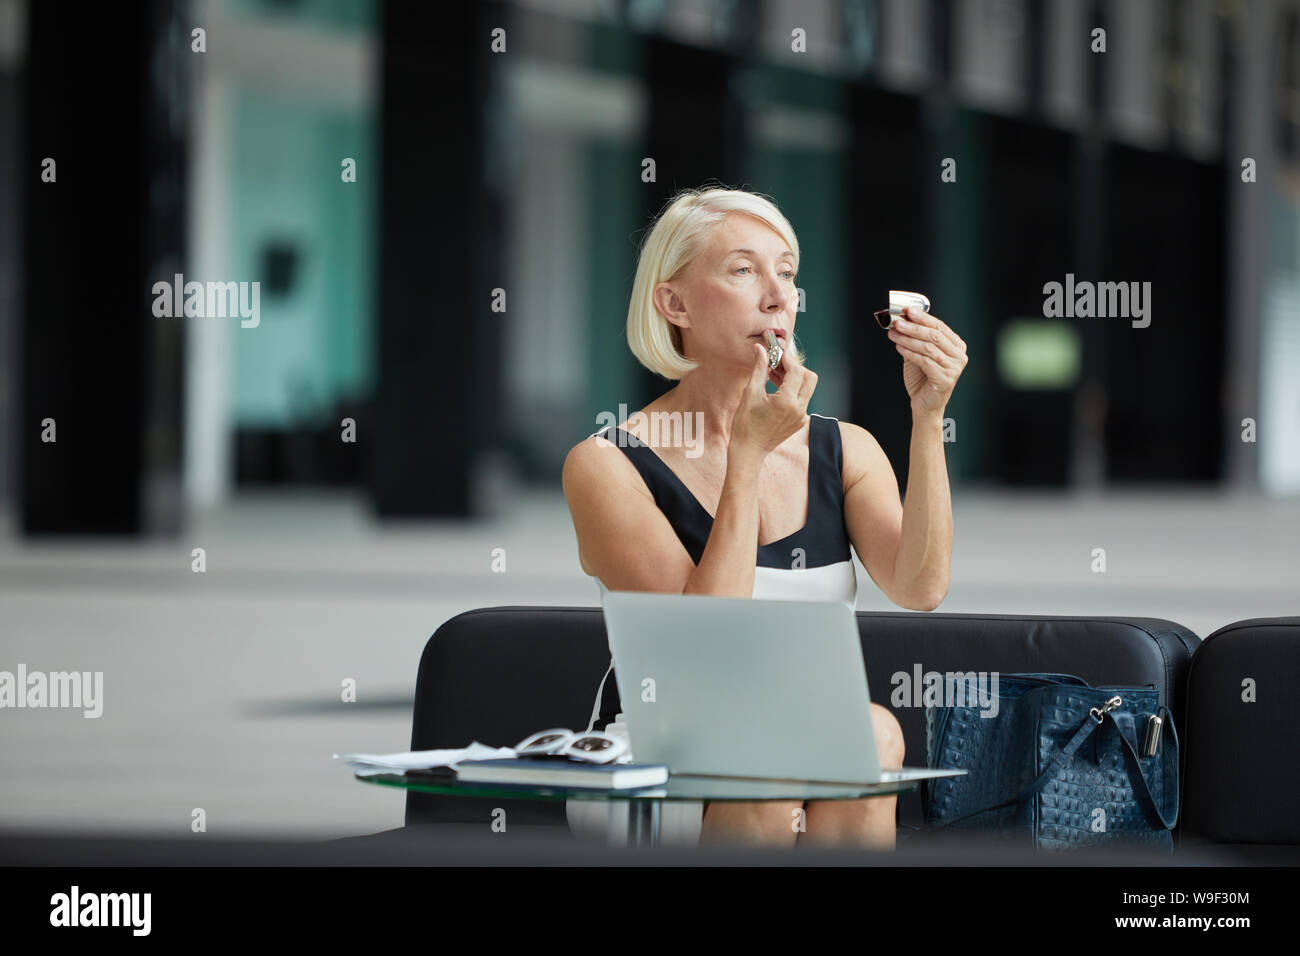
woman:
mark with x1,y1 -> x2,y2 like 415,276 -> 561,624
562,186 -> 966,848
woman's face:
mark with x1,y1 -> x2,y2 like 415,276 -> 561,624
661,213 -> 797,371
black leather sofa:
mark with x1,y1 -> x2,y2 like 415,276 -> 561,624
1178,616 -> 1300,862
404,606 -> 1300,861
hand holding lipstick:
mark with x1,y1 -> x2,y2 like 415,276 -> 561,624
763,330 -> 784,372
759,329 -> 801,390
730,339 -> 816,457
886,304 -> 969,417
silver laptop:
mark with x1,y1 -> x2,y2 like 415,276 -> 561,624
600,591 -> 968,785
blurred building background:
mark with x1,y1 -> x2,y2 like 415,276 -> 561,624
0,0 -> 1296,838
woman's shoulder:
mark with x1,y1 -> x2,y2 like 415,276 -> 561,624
562,411 -> 654,491
561,411 -> 670,577
832,417 -> 889,491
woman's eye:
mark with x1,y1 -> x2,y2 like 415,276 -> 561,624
735,266 -> 795,279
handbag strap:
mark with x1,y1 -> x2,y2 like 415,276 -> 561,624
927,704 -> 1177,832
1112,704 -> 1179,829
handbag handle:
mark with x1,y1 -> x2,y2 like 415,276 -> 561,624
1112,704 -> 1179,830
925,704 -> 1177,833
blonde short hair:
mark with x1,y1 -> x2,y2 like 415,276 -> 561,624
626,185 -> 804,380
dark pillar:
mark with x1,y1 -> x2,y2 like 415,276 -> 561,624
985,115 -> 1075,485
1102,147 -> 1226,483
0,23 -> 21,513
1069,0 -> 1109,488
372,0 -> 506,517
1096,2 -> 1226,483
20,0 -> 186,535
845,86 -> 929,486
633,9 -> 758,404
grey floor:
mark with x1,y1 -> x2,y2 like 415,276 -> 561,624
0,484 -> 1296,840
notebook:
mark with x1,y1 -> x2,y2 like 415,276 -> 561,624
454,758 -> 668,789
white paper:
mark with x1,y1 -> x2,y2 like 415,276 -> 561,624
334,741 -> 517,775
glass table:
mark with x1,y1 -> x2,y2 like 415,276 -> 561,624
357,770 -> 918,847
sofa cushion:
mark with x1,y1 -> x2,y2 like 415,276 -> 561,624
1180,617 -> 1300,845
406,606 -> 1198,831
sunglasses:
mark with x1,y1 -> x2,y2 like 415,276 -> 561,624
873,290 -> 931,330
513,727 -> 629,765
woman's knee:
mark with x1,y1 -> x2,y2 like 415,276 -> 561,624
870,702 -> 905,768
702,799 -> 804,841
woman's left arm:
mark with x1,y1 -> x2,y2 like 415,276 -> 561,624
842,306 -> 967,611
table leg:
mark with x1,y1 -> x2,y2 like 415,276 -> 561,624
626,799 -> 661,847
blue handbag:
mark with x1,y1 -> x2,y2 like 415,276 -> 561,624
919,672 -> 1179,850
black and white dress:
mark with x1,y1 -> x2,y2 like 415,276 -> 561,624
567,412 -> 860,845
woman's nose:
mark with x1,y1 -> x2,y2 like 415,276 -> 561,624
762,274 -> 788,306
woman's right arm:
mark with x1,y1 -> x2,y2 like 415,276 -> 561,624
563,436 -> 762,597
686,342 -> 818,596
679,440 -> 764,597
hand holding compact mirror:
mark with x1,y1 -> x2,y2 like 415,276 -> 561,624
874,290 -> 930,330
876,288 -> 969,415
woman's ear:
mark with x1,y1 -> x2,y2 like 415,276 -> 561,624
653,280 -> 692,328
